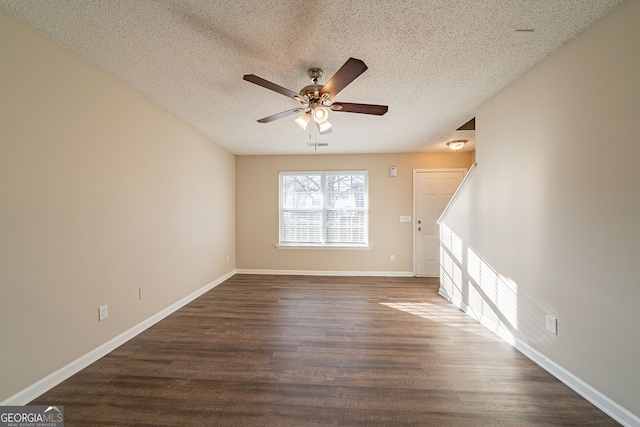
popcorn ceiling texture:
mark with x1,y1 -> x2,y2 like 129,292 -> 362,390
0,0 -> 623,154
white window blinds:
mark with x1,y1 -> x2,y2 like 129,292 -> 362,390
280,171 -> 368,246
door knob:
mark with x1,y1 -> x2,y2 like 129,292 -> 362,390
418,227 -> 422,231
417,220 -> 422,224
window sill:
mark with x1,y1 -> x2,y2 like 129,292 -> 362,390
276,244 -> 372,250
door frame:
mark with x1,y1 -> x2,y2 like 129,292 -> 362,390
412,168 -> 468,276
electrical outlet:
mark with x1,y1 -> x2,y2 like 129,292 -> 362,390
99,304 -> 109,321
545,314 -> 557,335
226,255 -> 230,263
139,287 -> 145,300
390,254 -> 395,261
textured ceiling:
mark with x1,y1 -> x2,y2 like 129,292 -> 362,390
0,0 -> 623,155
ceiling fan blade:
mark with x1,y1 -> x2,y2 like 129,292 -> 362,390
257,108 -> 304,123
243,74 -> 300,100
331,102 -> 388,116
319,58 -> 368,100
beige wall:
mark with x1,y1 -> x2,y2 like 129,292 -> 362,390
441,0 -> 640,418
0,10 -> 235,401
236,152 -> 474,273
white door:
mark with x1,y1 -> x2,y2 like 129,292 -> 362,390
414,170 -> 465,276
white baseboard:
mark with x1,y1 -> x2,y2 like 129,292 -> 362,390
513,339 -> 639,427
438,286 -> 451,300
1,269 -> 236,406
235,269 -> 414,277
439,288 -> 640,427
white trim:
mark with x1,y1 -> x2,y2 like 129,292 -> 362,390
275,244 -> 372,250
236,269 -> 414,277
412,168 -> 468,276
439,287 -> 640,427
0,269 -> 237,406
438,286 -> 452,300
513,340 -> 640,427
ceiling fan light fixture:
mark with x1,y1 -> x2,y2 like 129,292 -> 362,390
295,112 -> 311,130
318,120 -> 332,134
447,140 -> 467,151
313,107 -> 329,124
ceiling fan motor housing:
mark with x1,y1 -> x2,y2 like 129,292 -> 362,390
299,84 -> 323,100
299,68 -> 330,107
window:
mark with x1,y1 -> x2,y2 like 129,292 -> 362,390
279,171 -> 368,247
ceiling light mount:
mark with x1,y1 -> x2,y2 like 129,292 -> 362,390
447,140 -> 467,151
307,68 -> 323,84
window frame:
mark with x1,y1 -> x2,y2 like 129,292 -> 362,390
278,170 -> 370,249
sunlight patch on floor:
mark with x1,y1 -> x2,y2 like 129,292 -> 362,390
379,301 -> 493,335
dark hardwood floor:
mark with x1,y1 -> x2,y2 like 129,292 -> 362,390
31,275 -> 618,426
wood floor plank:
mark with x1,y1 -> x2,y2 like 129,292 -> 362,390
30,275 -> 619,426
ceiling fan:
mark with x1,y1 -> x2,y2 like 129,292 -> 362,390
243,57 -> 388,134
